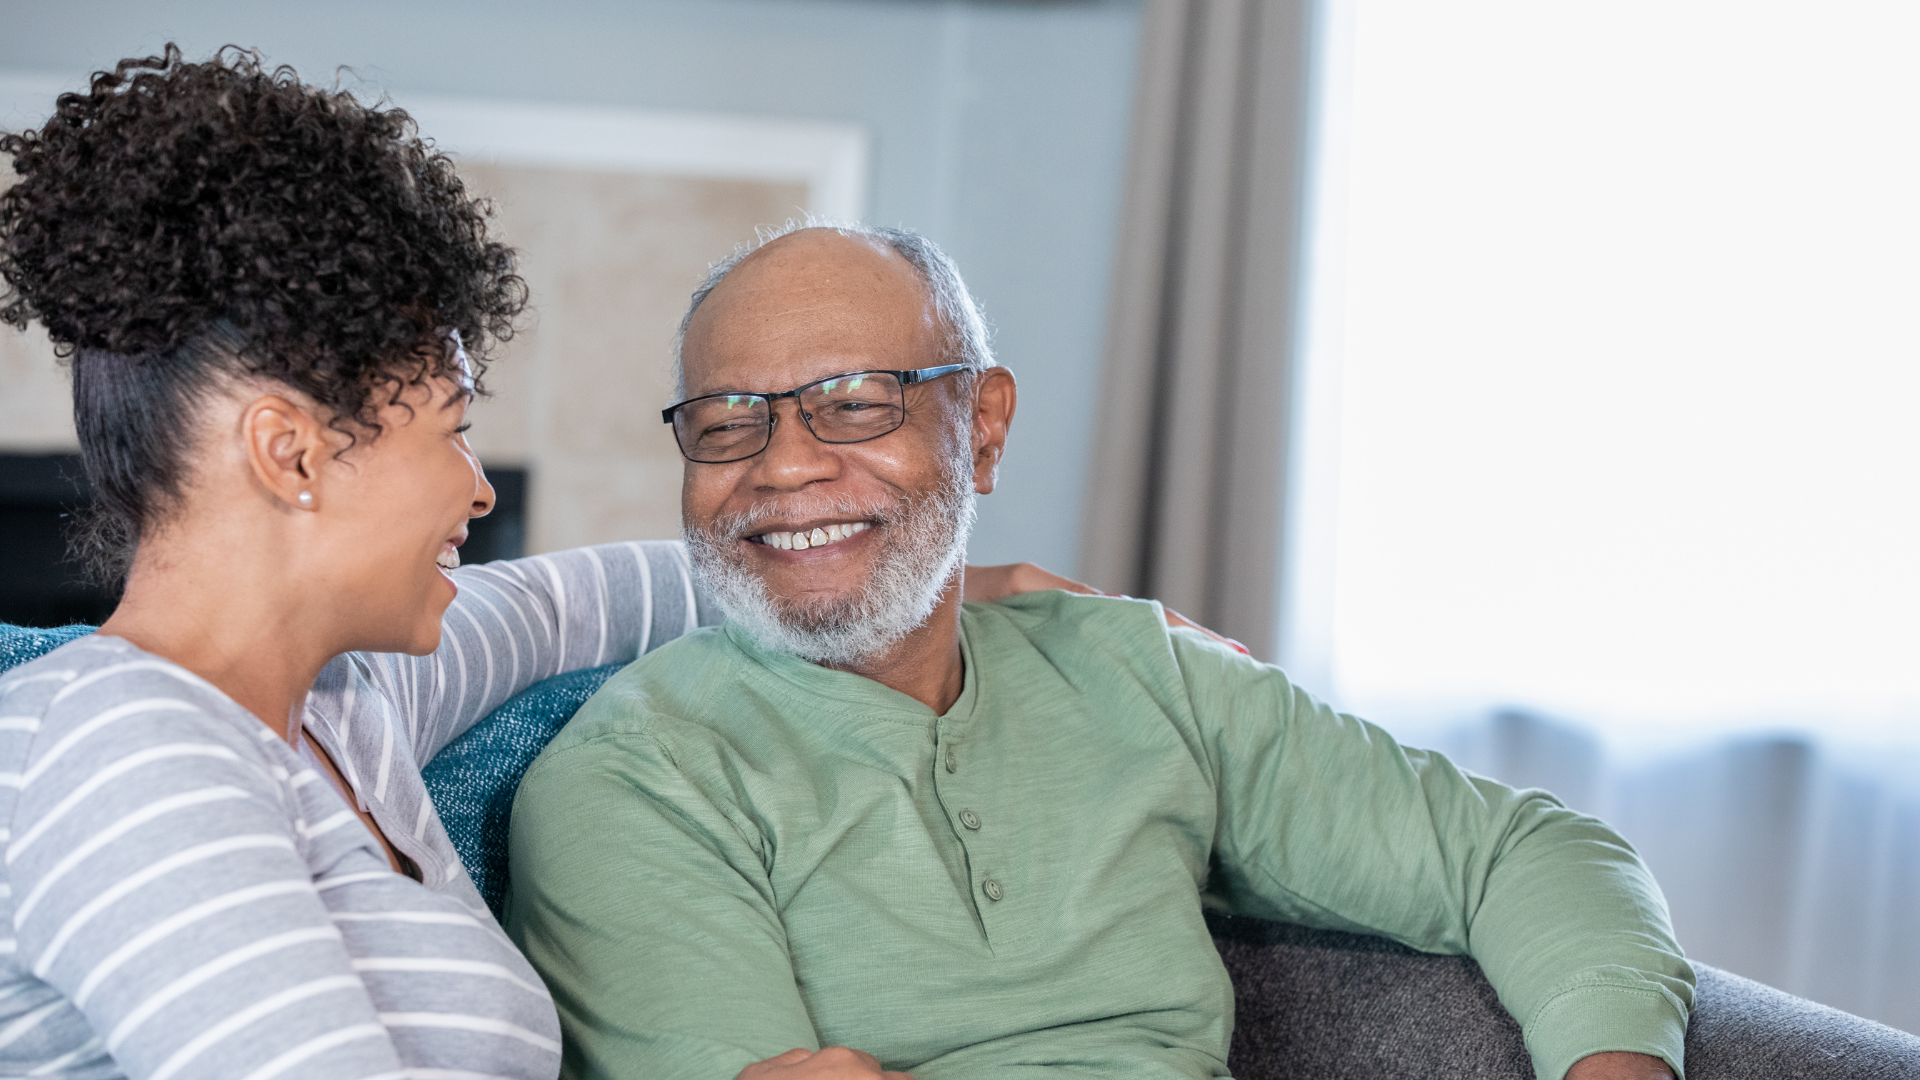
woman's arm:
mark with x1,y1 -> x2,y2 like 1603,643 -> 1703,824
334,548 -> 1204,769
323,541 -> 720,766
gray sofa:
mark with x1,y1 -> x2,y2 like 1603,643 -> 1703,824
1209,913 -> 1920,1078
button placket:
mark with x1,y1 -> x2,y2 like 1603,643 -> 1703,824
935,727 -> 1004,916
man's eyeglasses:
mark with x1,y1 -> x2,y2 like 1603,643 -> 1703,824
662,364 -> 969,464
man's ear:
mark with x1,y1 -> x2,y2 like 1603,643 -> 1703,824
241,395 -> 329,511
969,366 -> 1017,495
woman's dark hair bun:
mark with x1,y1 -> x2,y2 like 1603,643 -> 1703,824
0,44 -> 527,580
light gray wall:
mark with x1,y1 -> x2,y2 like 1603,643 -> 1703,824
0,0 -> 1142,574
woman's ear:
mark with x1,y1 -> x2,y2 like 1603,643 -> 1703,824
240,395 -> 329,511
970,366 -> 1017,496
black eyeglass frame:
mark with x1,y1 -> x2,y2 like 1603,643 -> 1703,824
661,363 -> 971,464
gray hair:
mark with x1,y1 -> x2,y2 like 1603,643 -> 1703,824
671,217 -> 995,398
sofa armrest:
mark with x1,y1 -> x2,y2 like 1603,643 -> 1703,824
1206,911 -> 1920,1079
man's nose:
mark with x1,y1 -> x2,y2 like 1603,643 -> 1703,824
748,398 -> 840,490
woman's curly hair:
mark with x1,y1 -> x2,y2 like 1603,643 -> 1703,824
0,44 -> 526,579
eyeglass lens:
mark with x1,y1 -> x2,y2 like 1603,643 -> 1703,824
672,371 -> 907,462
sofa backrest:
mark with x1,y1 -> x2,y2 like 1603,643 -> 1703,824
420,664 -> 624,916
0,623 -> 95,671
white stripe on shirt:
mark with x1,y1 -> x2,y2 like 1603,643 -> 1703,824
0,1001 -> 67,1052
15,698 -> 202,794
377,1013 -> 561,1054
17,786 -> 254,926
75,879 -> 316,1005
12,742 -> 241,858
39,834 -> 296,971
147,975 -> 366,1080
234,1023 -> 391,1080
108,927 -> 344,1052
351,958 -> 549,997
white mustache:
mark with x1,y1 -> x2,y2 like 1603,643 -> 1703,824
683,463 -> 978,668
708,493 -> 902,542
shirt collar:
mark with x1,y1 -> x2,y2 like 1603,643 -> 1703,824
719,614 -> 982,728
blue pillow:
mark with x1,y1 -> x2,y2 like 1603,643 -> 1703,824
0,623 -> 96,673
421,663 -> 624,918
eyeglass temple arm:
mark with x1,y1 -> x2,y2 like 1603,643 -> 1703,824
899,363 -> 970,385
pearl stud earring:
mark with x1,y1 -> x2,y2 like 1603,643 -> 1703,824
297,491 -> 313,507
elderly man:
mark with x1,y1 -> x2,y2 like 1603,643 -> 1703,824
505,224 -> 1692,1080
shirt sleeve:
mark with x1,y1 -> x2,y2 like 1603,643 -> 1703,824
1172,628 -> 1694,1080
8,699 -> 407,1080
331,541 -> 723,765
505,727 -> 817,1080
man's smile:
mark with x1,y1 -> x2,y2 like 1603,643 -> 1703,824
747,520 -> 873,551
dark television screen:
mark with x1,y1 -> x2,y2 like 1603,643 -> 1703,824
0,453 -> 527,629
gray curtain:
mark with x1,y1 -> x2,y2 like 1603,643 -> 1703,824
1079,0 -> 1321,661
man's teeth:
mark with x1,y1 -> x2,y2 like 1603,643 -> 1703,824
437,548 -> 461,570
753,521 -> 871,551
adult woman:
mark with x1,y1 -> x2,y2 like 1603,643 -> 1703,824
0,44 -> 575,1080
0,46 -> 1069,1080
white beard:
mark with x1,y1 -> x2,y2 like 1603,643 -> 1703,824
684,452 -> 977,668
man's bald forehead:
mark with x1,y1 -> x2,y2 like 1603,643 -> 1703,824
736,226 -> 902,269
679,230 -> 942,390
671,221 -> 994,398
692,228 -> 930,319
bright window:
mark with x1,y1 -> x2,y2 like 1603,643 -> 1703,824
1298,1 -> 1920,750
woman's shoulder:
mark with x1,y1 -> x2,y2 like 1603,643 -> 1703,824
0,637 -> 330,888
0,634 -> 284,772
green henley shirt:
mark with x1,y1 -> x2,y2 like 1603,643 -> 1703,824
506,592 -> 1692,1080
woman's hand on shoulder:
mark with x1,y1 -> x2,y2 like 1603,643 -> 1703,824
961,563 -> 1250,656
962,563 -> 1099,603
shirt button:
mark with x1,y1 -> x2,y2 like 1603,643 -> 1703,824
944,748 -> 958,773
982,878 -> 1004,902
958,809 -> 981,830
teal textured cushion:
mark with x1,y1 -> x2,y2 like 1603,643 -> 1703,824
0,623 -> 96,672
421,663 -> 624,918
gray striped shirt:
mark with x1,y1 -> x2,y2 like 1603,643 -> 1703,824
0,541 -> 716,1080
